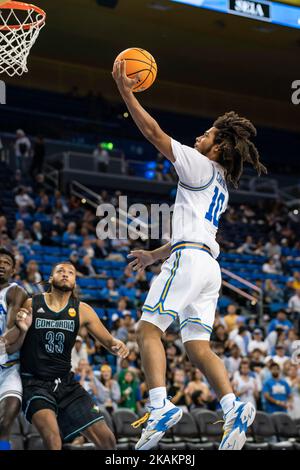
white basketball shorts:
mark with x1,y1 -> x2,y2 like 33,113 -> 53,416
0,363 -> 22,403
141,242 -> 221,342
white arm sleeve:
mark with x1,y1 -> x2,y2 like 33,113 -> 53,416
171,138 -> 214,186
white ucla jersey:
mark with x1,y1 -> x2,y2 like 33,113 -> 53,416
171,139 -> 229,259
0,283 -> 19,365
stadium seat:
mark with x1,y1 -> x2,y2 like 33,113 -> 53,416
10,435 -> 25,450
186,442 -> 217,450
269,441 -> 295,450
244,442 -> 270,450
172,411 -> 199,442
192,410 -> 223,443
112,408 -> 140,440
158,442 -> 187,450
26,436 -> 45,450
116,442 -> 133,450
251,411 -> 277,442
270,412 -> 300,440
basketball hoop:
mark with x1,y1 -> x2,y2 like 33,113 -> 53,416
0,1 -> 46,76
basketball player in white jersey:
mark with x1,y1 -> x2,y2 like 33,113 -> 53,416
0,248 -> 28,450
112,60 -> 267,450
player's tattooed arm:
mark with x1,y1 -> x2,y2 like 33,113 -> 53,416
80,302 -> 129,359
128,242 -> 171,272
112,60 -> 175,162
4,297 -> 33,354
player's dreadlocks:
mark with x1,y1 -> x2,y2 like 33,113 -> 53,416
213,111 -> 267,188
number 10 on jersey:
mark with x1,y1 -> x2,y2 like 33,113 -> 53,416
205,186 -> 225,228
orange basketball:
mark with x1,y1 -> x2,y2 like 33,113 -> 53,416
114,48 -> 157,93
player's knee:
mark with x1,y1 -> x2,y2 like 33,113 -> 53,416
185,340 -> 211,361
43,430 -> 62,450
136,321 -> 161,345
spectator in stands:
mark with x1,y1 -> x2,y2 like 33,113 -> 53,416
26,259 -> 42,283
22,261 -> 44,296
263,363 -> 292,413
262,257 -> 280,274
288,289 -> 300,331
211,324 -> 231,352
51,213 -> 65,237
123,311 -> 135,330
118,370 -> 141,413
71,336 -> 88,371
184,368 -> 212,407
94,239 -> 109,258
32,173 -> 46,194
12,219 -> 31,246
286,364 -> 300,420
248,328 -> 268,355
78,236 -> 95,259
224,345 -> 242,378
30,135 -> 45,177
95,364 -> 121,412
189,390 -> 207,410
119,277 -> 137,303
74,359 -> 100,404
101,278 -> 120,305
265,237 -> 281,258
232,359 -> 258,408
111,315 -> 128,343
224,304 -> 239,332
78,255 -> 97,277
69,251 -> 82,273
249,349 -> 265,380
236,235 -> 256,254
14,129 -> 31,174
264,279 -> 284,304
232,325 -> 252,357
31,221 -> 45,245
93,143 -> 109,173
168,369 -> 189,412
0,215 -> 8,236
287,271 -> 300,291
15,186 -> 35,212
267,310 -> 293,335
271,344 -> 290,369
62,221 -> 82,247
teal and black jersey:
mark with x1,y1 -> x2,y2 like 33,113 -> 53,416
20,294 -> 80,380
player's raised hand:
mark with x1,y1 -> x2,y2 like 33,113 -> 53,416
16,307 -> 32,332
110,338 -> 129,359
127,250 -> 155,273
112,60 -> 141,93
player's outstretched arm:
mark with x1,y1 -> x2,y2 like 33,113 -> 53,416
112,60 -> 175,162
80,302 -> 129,359
128,242 -> 171,272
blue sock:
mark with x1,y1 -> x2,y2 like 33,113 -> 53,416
0,440 -> 11,450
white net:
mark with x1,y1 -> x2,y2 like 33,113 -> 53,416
0,4 -> 45,77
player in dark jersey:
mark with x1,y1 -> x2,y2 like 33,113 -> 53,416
15,261 -> 129,450
0,248 -> 28,451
